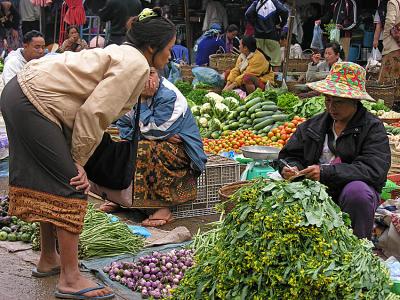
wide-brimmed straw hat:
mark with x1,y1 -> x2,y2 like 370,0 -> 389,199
306,61 -> 374,101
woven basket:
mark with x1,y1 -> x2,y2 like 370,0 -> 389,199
286,58 -> 310,72
366,81 -> 396,108
209,53 -> 238,73
180,64 -> 195,83
218,181 -> 252,212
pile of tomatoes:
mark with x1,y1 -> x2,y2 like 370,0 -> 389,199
203,130 -> 269,155
264,116 -> 305,146
203,116 -> 306,155
390,121 -> 400,127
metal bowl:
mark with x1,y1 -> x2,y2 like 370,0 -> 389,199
240,146 -> 280,160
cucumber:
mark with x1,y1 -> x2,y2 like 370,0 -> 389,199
261,104 -> 278,112
248,102 -> 263,114
246,119 -> 253,125
239,117 -> 249,124
261,125 -> 273,133
236,105 -> 246,113
255,111 -> 274,118
253,116 -> 272,125
241,124 -> 252,129
261,100 -> 276,105
255,108 -> 263,113
245,97 -> 262,109
271,114 -> 289,122
254,119 -> 275,131
239,111 -> 246,117
229,122 -> 240,130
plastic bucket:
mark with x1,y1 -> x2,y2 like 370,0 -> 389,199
348,44 -> 361,62
363,31 -> 374,48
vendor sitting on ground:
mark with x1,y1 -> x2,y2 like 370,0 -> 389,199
99,67 -> 207,227
279,62 -> 390,240
306,42 -> 342,83
59,25 -> 88,53
223,35 -> 274,94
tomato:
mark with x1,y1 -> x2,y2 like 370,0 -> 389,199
278,125 -> 284,130
281,134 -> 288,141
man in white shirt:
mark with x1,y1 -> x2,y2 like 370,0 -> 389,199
2,30 -> 45,85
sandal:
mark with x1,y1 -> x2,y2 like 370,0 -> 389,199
99,201 -> 120,213
54,284 -> 115,300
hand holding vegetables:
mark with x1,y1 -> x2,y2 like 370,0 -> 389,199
223,81 -> 237,91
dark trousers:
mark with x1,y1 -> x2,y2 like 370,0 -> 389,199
337,181 -> 380,240
21,21 -> 40,35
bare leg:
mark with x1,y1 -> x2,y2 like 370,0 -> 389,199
245,83 -> 256,94
56,228 -> 113,297
36,222 -> 60,272
142,207 -> 173,227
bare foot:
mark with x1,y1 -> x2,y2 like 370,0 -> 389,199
57,273 -> 113,298
99,200 -> 120,213
37,254 -> 61,273
141,208 -> 174,227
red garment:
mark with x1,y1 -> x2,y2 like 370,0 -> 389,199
64,0 -> 86,25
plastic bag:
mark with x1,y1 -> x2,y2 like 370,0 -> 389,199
329,28 -> 341,43
366,48 -> 382,73
167,62 -> 182,84
192,67 -> 224,87
311,24 -> 324,50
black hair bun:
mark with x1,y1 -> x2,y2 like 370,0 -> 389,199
152,7 -> 163,17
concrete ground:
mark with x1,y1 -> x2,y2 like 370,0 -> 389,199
0,179 -> 219,300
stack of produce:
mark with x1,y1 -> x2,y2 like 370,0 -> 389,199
173,180 -> 394,299
291,95 -> 326,118
0,195 -> 38,243
78,204 -> 144,259
385,125 -> 400,135
31,204 -> 145,257
361,99 -> 391,116
103,249 -> 194,299
380,111 -> 400,120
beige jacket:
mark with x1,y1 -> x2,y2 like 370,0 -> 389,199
17,45 -> 149,166
383,0 -> 400,55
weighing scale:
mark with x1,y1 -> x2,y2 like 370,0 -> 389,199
240,146 -> 280,180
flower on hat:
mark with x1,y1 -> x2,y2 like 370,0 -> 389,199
306,62 -> 374,101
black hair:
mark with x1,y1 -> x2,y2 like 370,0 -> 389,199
67,25 -> 80,35
226,24 -> 239,33
325,42 -> 345,59
23,30 -> 43,44
241,35 -> 257,52
126,7 -> 176,64
280,32 -> 298,45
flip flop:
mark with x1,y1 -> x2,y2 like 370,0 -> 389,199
32,266 -> 61,278
54,284 -> 115,300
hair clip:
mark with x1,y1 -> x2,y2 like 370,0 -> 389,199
138,8 -> 158,22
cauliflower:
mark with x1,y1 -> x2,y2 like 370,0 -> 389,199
222,97 -> 240,110
191,105 -> 201,116
205,92 -> 224,104
198,117 -> 208,128
203,114 -> 212,120
200,102 -> 212,115
209,118 -> 222,131
214,102 -> 229,118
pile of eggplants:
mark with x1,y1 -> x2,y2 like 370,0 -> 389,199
103,249 -> 194,299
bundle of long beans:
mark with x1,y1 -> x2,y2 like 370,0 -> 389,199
78,204 -> 144,259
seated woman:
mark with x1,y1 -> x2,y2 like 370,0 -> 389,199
305,42 -> 342,82
194,23 -> 225,66
98,68 -> 207,227
223,35 -> 274,94
59,25 -> 88,53
279,62 -> 390,240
